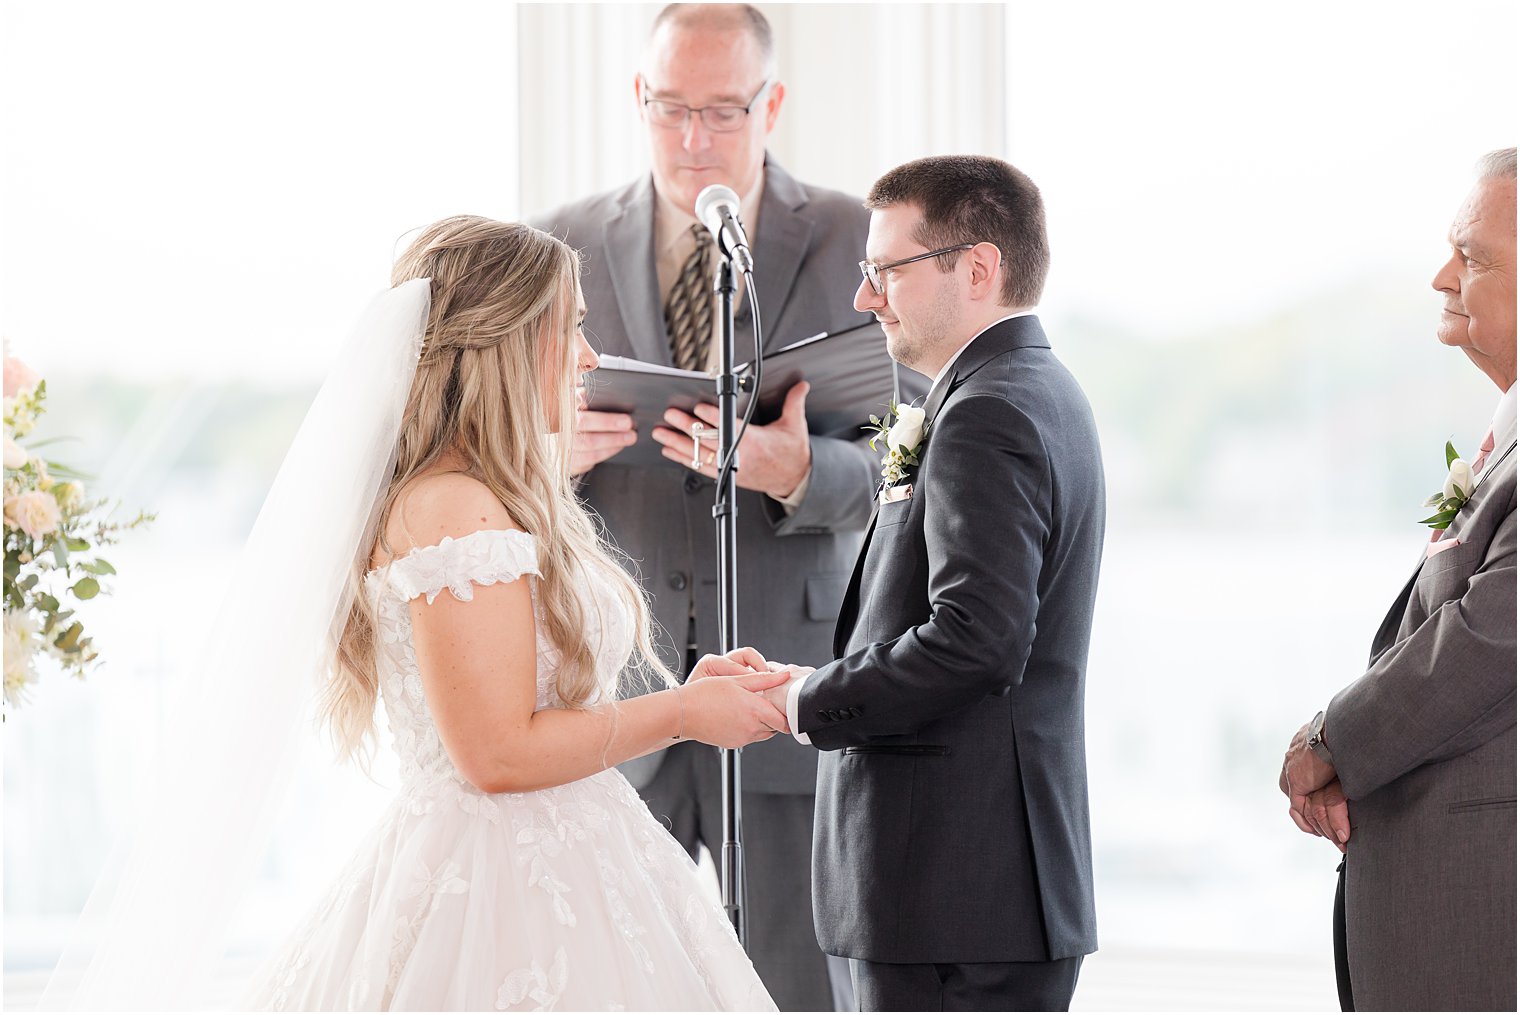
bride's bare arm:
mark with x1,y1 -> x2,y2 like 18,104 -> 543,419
389,474 -> 788,794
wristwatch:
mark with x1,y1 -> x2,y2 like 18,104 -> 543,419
1306,710 -> 1334,765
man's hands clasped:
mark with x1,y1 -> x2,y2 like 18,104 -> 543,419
1279,719 -> 1352,853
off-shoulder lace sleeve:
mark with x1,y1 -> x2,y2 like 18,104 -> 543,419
379,529 -> 540,605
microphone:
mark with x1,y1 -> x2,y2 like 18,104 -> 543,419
695,184 -> 754,273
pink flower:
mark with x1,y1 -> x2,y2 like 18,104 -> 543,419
4,356 -> 40,399
5,489 -> 61,541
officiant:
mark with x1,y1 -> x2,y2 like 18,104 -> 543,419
529,5 -> 923,1011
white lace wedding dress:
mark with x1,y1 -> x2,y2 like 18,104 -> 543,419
244,529 -> 775,1011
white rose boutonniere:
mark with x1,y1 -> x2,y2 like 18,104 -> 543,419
1419,441 -> 1476,530
866,402 -> 929,487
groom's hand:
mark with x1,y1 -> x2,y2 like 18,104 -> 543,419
757,664 -> 814,733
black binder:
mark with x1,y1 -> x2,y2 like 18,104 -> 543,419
583,320 -> 917,467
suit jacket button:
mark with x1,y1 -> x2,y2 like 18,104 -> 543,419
667,571 -> 688,591
683,474 -> 703,495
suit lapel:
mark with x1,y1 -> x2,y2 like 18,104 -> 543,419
601,178 -> 670,366
833,504 -> 881,658
750,159 -> 813,353
1373,436 -> 1517,660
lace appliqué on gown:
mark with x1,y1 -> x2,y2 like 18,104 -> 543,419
245,529 -> 773,1012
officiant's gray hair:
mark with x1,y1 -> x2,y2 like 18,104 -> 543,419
646,3 -> 776,77
1476,147 -> 1517,181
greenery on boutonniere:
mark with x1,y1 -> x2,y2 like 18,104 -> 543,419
1418,440 -> 1475,531
866,402 -> 928,487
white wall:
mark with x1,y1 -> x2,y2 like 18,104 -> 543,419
516,3 -> 1007,214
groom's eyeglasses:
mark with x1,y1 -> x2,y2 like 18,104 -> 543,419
859,243 -> 979,296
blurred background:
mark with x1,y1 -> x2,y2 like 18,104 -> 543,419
2,1 -> 1514,1009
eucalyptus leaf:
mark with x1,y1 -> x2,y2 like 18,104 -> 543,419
3,554 -> 17,581
17,574 -> 38,592
1445,441 -> 1459,467
72,577 -> 100,600
55,622 -> 83,653
38,594 -> 60,613
64,536 -> 89,552
83,559 -> 116,576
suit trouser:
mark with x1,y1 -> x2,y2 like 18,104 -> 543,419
1333,859 -> 1354,1011
639,739 -> 848,1012
849,955 -> 1083,1012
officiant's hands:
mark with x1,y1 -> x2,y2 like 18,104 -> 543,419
652,381 -> 813,500
570,387 -> 636,475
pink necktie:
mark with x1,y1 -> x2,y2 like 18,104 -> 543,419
1471,426 -> 1497,475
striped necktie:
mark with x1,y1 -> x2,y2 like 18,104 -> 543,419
665,224 -> 713,372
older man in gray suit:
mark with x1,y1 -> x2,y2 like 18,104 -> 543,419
761,155 -> 1105,1011
530,5 -> 921,1010
1281,147 -> 1517,1012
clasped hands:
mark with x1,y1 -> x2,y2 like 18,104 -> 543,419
679,646 -> 811,749
1278,720 -> 1351,853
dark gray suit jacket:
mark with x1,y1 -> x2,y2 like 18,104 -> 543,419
1327,423 -> 1516,1012
532,158 -> 927,793
799,316 -> 1105,963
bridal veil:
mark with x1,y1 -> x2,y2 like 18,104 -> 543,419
40,279 -> 431,1010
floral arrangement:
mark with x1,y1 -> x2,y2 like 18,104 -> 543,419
3,347 -> 150,707
866,402 -> 929,487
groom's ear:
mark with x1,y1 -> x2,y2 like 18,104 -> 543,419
964,241 -> 1003,302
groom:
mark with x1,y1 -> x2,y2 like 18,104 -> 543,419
767,156 -> 1105,1010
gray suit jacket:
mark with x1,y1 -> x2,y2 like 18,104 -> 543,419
532,158 -> 927,793
799,316 -> 1105,963
1327,424 -> 1517,1012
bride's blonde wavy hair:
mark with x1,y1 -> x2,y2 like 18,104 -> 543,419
326,215 -> 671,761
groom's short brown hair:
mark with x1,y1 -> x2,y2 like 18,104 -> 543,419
865,155 -> 1050,309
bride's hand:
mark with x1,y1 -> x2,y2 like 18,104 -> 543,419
687,646 -> 769,681
681,669 -> 791,748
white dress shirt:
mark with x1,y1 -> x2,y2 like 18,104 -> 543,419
1484,382 -> 1517,475
784,310 -> 1038,743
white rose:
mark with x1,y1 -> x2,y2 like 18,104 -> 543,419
3,436 -> 25,470
887,405 -> 927,452
5,489 -> 62,540
1443,458 -> 1475,501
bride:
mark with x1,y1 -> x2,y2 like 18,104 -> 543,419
48,216 -> 787,1012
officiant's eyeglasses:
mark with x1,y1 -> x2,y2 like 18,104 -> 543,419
859,244 -> 977,296
640,77 -> 773,133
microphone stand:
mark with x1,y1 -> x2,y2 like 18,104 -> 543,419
710,255 -> 747,947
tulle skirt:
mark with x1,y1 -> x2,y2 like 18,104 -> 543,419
244,768 -> 775,1012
